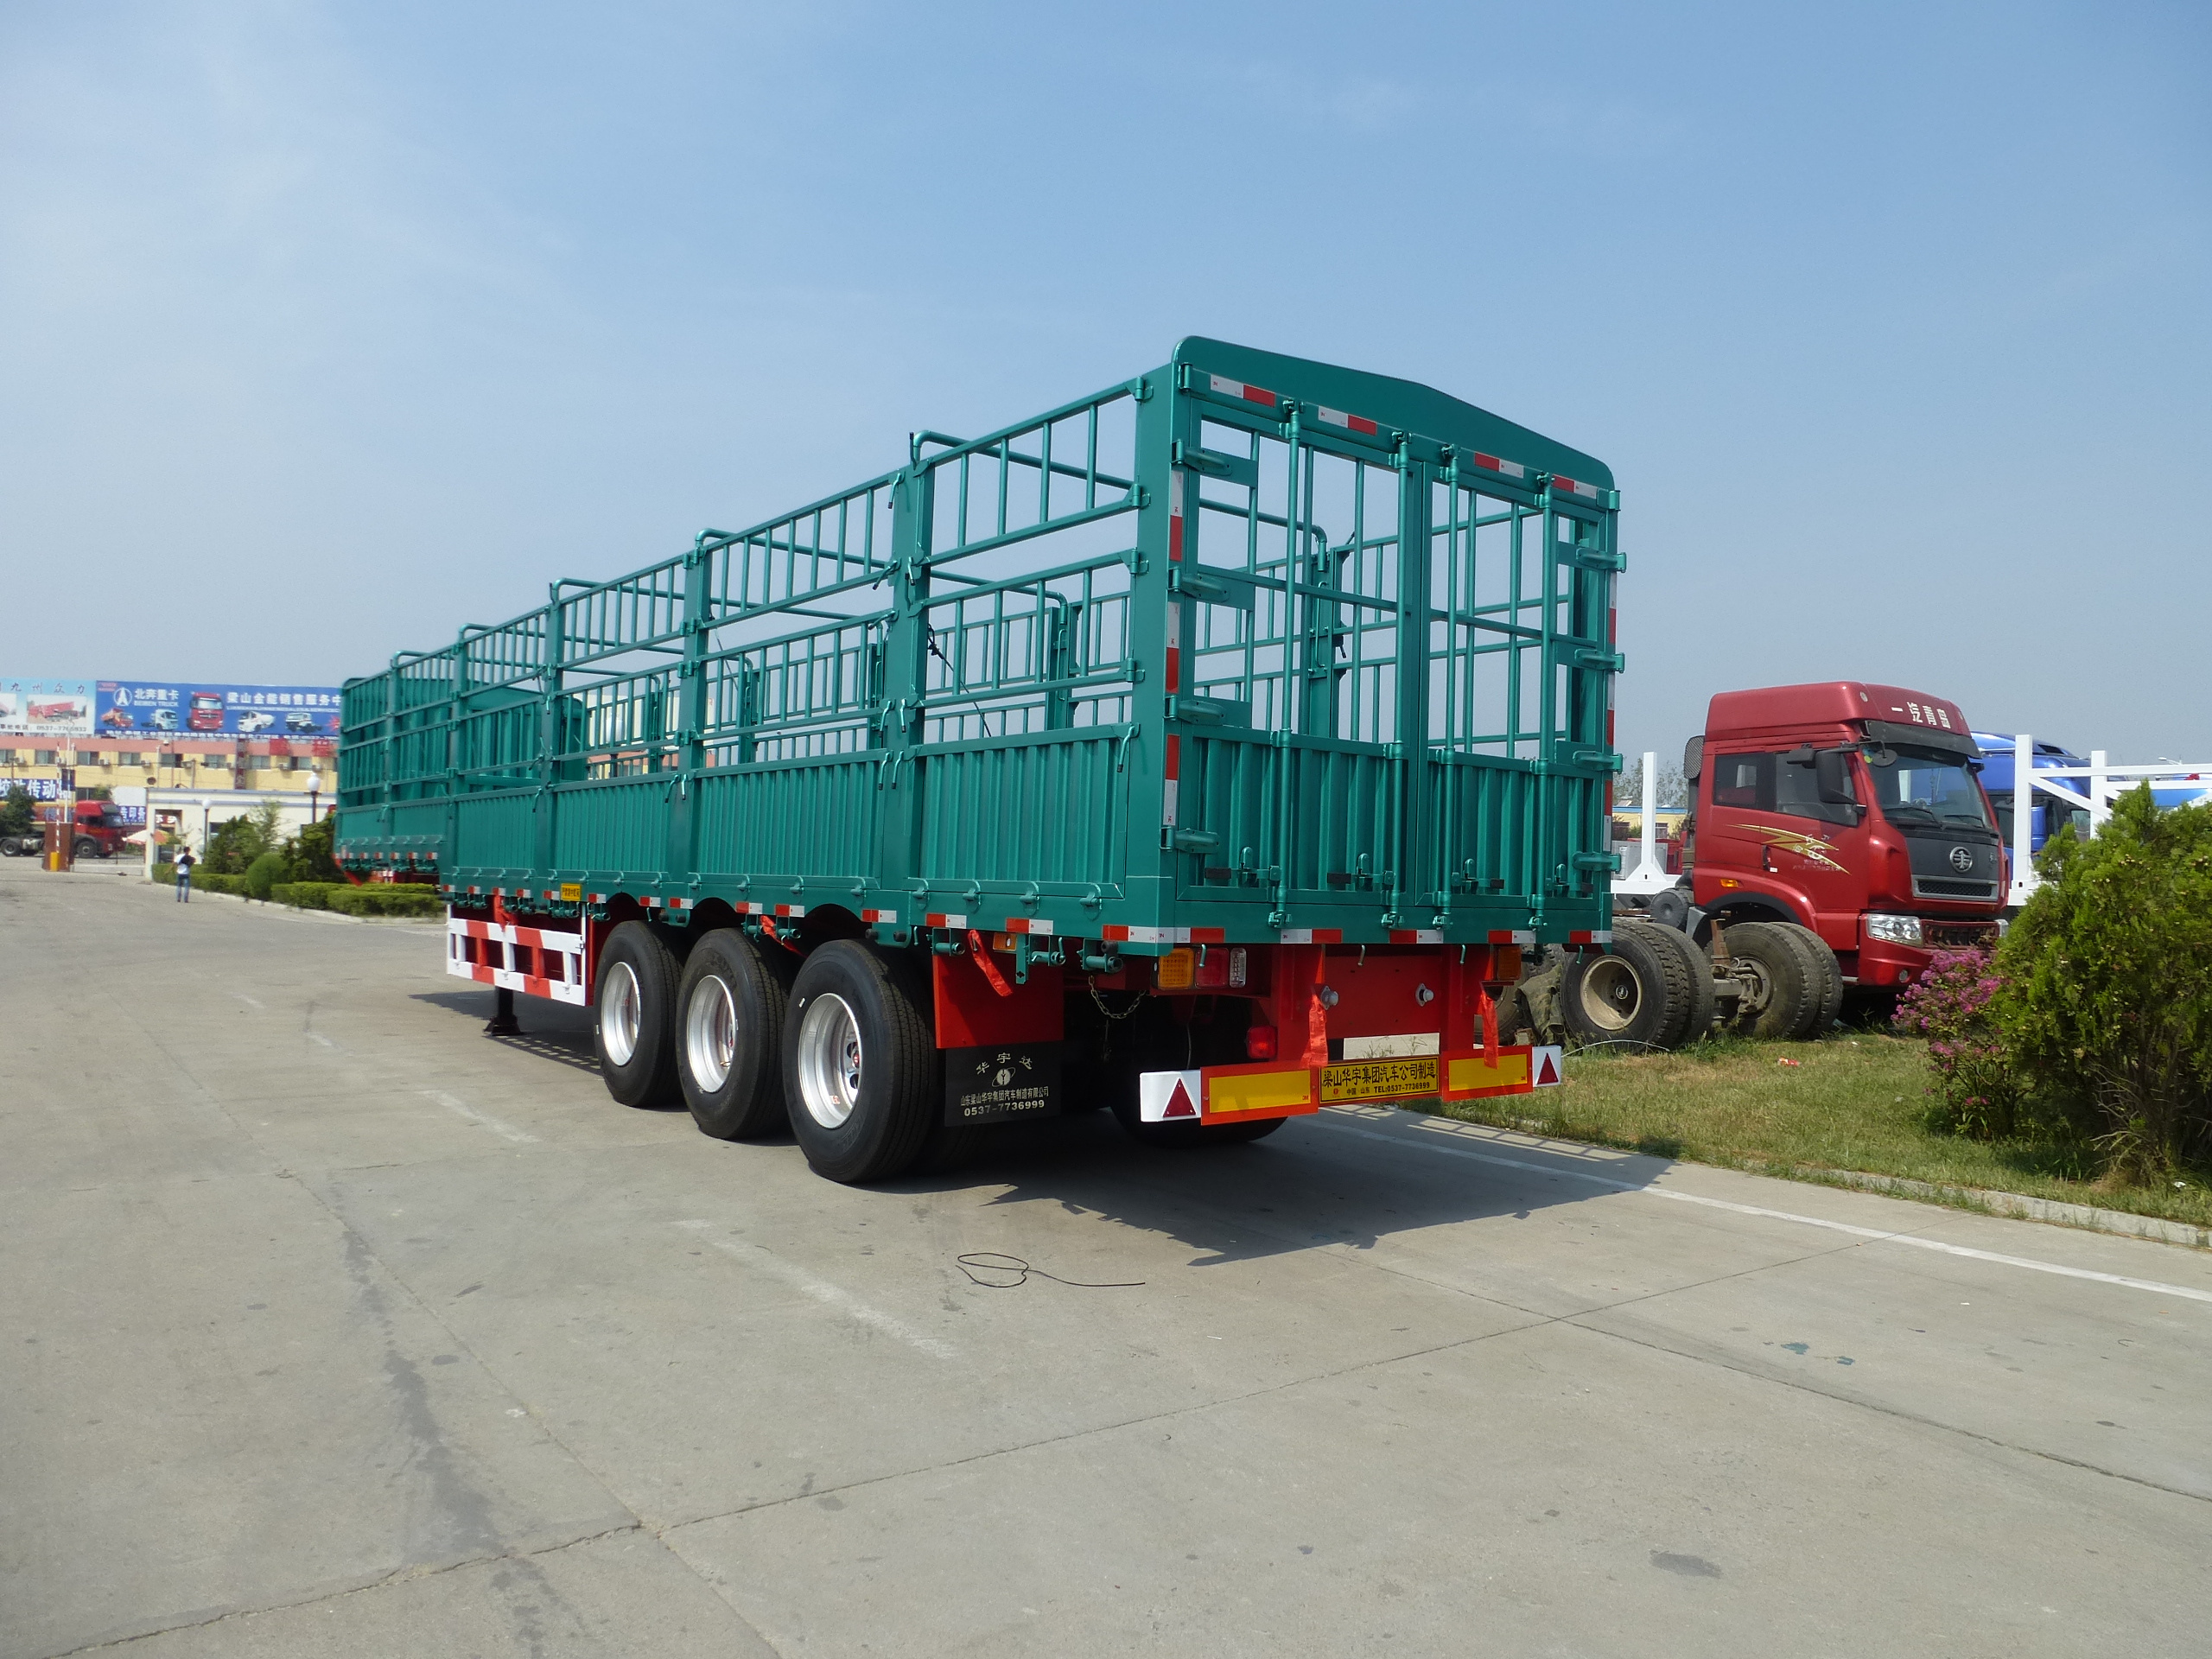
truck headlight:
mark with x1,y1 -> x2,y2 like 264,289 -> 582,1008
1864,912 -> 1924,945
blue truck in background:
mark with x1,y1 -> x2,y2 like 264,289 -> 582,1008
1973,732 -> 2093,855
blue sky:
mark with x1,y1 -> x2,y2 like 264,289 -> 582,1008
3,1 -> 2207,762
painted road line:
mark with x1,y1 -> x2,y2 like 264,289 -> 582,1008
423,1089 -> 539,1145
1315,1119 -> 2212,1308
675,1220 -> 959,1359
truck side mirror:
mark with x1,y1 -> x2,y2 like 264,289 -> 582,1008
1815,748 -> 1856,806
1681,735 -> 1703,782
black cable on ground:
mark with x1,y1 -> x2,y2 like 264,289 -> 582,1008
955,1252 -> 1144,1290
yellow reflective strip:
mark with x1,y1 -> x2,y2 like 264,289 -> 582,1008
1446,1052 -> 1530,1093
1206,1070 -> 1313,1115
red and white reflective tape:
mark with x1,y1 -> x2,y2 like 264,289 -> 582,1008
1469,452 -> 1527,482
1551,474 -> 1601,501
1487,929 -> 1537,945
1164,603 -> 1180,694
1002,917 -> 1056,938
1206,373 -> 1277,408
1315,406 -> 1380,437
1167,467 -> 1185,563
1389,929 -> 1446,944
1567,929 -> 1613,945
1278,927 -> 1344,944
587,893 -> 607,904
1186,926 -> 1225,944
924,912 -> 969,929
665,897 -> 689,912
1162,734 -> 1180,828
739,901 -> 806,918
1101,924 -> 1176,944
467,885 -> 481,895
860,908 -> 898,925
445,917 -> 588,1007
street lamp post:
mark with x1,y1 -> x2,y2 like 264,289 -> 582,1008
307,769 -> 321,823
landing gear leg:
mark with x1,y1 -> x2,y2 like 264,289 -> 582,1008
486,987 -> 520,1037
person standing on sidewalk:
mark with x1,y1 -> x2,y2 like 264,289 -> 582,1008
175,843 -> 194,903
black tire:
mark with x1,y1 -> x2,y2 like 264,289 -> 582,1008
1719,920 -> 1822,1039
594,920 -> 683,1107
675,928 -> 792,1139
783,940 -> 938,1183
73,838 -> 99,860
1771,923 -> 1843,1036
1109,1096 -> 1291,1150
1643,921 -> 1717,1046
1561,922 -> 1696,1051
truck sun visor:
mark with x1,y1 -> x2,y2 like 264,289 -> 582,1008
1859,720 -> 1982,760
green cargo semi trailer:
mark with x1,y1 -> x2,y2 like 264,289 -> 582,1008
337,339 -> 1621,1181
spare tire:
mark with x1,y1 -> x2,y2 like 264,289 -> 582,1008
1561,923 -> 1696,1052
1719,920 -> 1823,1039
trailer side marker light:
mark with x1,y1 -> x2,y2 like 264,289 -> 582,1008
1245,1025 -> 1278,1060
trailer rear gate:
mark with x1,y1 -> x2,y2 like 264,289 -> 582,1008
338,340 -> 1620,1176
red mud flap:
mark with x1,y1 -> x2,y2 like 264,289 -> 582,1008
1139,1046 -> 1564,1124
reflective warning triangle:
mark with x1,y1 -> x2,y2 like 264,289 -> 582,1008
1164,1079 -> 1198,1119
1534,1050 -> 1560,1087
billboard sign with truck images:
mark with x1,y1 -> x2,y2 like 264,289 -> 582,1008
96,681 -> 342,738
0,678 -> 96,737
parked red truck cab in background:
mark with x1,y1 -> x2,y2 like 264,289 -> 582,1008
1683,682 -> 2004,990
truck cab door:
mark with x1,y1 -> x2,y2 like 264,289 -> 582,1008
1696,748 -> 1863,949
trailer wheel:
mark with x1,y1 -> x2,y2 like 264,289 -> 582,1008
595,921 -> 683,1107
1718,921 -> 1822,1039
1561,923 -> 1696,1051
1643,921 -> 1717,1046
784,941 -> 937,1184
676,928 -> 792,1140
1770,923 -> 1843,1035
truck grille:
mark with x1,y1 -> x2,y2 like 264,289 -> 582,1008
1912,877 -> 1998,899
1927,922 -> 2001,948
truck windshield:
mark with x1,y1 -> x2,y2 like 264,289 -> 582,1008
1868,747 -> 1992,830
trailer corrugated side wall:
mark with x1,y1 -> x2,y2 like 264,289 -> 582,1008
338,338 -> 1621,952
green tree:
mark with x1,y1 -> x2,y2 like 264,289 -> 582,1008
0,784 -> 32,839
284,816 -> 341,881
1994,786 -> 2212,1181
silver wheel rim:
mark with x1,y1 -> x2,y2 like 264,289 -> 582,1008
601,960 -> 642,1066
1735,959 -> 1774,1017
795,994 -> 861,1129
685,973 -> 737,1094
1580,957 -> 1642,1033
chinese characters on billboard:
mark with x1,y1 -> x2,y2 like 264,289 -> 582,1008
0,678 -> 97,737
96,682 -> 343,738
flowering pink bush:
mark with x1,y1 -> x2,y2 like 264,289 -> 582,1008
1893,948 -> 2021,1139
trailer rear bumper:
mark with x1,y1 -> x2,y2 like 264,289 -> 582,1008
1139,1045 -> 1564,1125
447,915 -> 589,1005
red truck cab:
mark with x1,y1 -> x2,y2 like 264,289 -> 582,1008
1685,682 -> 2004,990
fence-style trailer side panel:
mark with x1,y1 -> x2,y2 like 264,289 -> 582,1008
340,340 -> 1621,1181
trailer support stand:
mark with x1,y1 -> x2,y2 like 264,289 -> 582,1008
486,987 -> 520,1037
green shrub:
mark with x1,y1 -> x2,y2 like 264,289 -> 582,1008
270,881 -> 344,910
327,884 -> 444,918
1994,786 -> 2212,1181
244,850 -> 288,901
189,870 -> 245,895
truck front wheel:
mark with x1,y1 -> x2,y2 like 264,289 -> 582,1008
784,941 -> 937,1183
676,928 -> 792,1140
595,921 -> 683,1107
1718,921 -> 1823,1040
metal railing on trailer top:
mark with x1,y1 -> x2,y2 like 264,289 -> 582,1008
337,339 -> 1620,950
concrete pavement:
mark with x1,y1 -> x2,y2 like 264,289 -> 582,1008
3,858 -> 2208,1656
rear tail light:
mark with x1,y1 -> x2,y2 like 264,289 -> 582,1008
1244,1024 -> 1278,1060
